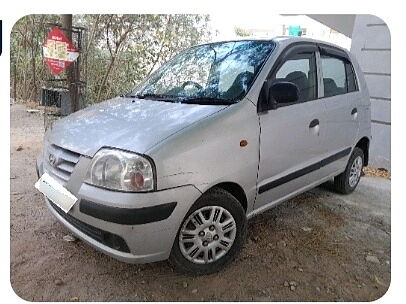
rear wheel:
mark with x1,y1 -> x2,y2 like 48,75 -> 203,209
169,188 -> 246,275
333,147 -> 364,194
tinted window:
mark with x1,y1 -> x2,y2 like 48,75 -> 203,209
346,62 -> 358,92
272,51 -> 317,103
321,56 -> 348,97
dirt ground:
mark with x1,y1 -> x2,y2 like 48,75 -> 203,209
10,103 -> 391,302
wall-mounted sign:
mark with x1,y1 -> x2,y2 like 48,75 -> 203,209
43,27 -> 79,75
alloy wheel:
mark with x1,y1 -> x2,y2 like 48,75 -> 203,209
349,155 -> 363,187
179,206 -> 237,264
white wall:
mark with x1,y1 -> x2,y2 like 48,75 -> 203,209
306,15 -> 355,38
350,15 -> 391,169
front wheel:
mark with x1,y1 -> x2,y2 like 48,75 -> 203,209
169,188 -> 247,275
333,147 -> 364,194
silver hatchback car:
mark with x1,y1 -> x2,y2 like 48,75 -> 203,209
36,37 -> 371,274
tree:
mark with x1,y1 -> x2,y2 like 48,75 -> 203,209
234,27 -> 253,37
11,15 -> 59,102
10,14 -> 212,106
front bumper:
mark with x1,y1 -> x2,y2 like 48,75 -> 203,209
36,156 -> 202,264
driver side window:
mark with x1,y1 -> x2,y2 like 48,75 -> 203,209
271,51 -> 317,103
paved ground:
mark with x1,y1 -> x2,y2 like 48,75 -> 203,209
10,104 -> 391,301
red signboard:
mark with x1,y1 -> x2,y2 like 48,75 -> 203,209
43,27 -> 79,75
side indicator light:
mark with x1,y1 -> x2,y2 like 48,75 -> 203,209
240,140 -> 248,147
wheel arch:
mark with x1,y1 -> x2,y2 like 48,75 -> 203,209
355,137 -> 370,166
203,182 -> 248,213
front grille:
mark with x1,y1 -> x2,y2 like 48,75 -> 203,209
50,202 -> 130,253
44,144 -> 81,185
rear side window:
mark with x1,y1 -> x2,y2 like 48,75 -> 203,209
346,62 -> 358,92
321,56 -> 347,97
321,54 -> 359,97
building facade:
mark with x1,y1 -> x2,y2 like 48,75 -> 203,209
350,15 -> 391,169
308,15 -> 391,170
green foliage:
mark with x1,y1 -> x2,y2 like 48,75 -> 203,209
234,27 -> 253,37
10,14 -> 211,105
10,15 -> 60,101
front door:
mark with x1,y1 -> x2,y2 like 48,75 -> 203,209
254,44 -> 328,211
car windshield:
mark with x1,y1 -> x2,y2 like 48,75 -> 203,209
130,40 -> 275,105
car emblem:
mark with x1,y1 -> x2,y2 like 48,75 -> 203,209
48,153 -> 57,166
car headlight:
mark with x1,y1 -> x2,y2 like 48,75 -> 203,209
85,148 -> 155,192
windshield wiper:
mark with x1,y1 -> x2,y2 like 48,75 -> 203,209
124,93 -> 176,101
124,93 -> 234,105
177,97 -> 235,105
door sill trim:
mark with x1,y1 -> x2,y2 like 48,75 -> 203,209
258,147 -> 351,194
248,168 -> 345,219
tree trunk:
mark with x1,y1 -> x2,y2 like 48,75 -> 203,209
61,14 -> 80,113
13,62 -> 17,103
146,15 -> 172,77
96,55 -> 116,101
30,17 -> 37,102
95,17 -> 134,102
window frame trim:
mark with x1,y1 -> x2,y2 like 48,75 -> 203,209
318,44 -> 359,99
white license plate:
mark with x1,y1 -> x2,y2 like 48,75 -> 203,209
35,172 -> 78,213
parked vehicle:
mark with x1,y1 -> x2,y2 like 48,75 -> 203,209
35,37 -> 371,275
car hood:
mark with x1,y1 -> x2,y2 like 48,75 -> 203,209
47,97 -> 227,157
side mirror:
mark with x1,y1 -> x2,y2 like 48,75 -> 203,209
258,81 -> 300,112
269,81 -> 299,108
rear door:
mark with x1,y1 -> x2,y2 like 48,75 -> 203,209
254,43 -> 328,211
318,45 -> 361,175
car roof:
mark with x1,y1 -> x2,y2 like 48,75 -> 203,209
197,36 -> 348,54
272,36 -> 348,52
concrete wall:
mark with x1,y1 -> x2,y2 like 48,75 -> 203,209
306,14 -> 355,38
350,15 -> 391,169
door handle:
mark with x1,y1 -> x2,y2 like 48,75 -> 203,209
351,108 -> 358,115
309,119 -> 319,128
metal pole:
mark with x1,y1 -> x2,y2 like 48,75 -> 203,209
61,14 -> 79,113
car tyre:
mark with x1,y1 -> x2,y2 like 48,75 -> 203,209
333,147 -> 364,194
169,187 -> 247,275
